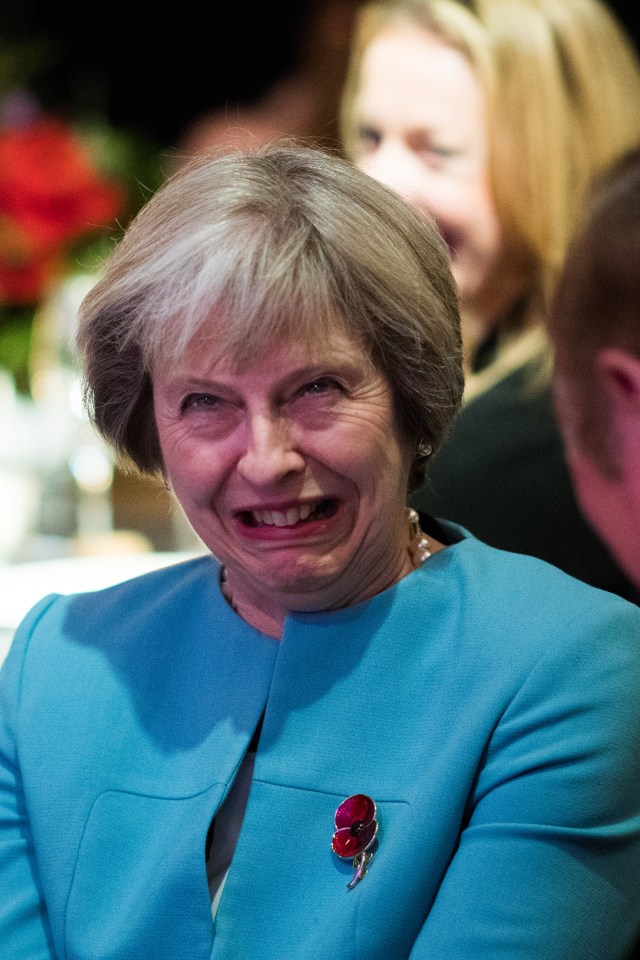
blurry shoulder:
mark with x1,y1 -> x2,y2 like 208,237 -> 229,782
10,554 -> 221,654
436,520 -> 640,636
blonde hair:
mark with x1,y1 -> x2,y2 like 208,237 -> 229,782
76,143 -> 463,487
340,0 -> 640,393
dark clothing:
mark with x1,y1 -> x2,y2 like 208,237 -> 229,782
410,362 -> 640,604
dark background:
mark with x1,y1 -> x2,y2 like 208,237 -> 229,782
2,1 -> 638,152
0,1 -> 321,149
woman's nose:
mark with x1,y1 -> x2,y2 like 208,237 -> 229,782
236,415 -> 305,486
358,145 -> 431,215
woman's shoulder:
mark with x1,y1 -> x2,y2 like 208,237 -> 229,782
47,551 -> 217,616
399,525 -> 640,723
435,520 -> 640,635
5,553 -> 221,668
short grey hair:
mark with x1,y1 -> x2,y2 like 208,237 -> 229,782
76,142 -> 463,489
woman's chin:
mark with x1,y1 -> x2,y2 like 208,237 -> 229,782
227,549 -> 359,615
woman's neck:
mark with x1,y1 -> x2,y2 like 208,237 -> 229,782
459,263 -> 533,376
219,509 -> 445,639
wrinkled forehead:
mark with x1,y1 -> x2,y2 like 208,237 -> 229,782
149,303 -> 375,378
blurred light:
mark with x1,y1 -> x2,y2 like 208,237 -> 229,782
69,445 -> 113,494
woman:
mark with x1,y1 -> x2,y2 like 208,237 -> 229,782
551,146 -> 640,592
339,0 -> 640,601
1,144 -> 640,959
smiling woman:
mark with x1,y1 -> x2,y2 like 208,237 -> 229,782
345,18 -> 509,349
2,143 -> 640,960
151,329 -> 417,636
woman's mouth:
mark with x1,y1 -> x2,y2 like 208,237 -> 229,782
240,498 -> 338,528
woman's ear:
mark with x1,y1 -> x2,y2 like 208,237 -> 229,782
596,347 -> 640,412
595,347 -> 640,474
586,348 -> 640,587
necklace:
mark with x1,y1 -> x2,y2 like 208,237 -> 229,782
219,565 -> 237,611
220,507 -> 431,608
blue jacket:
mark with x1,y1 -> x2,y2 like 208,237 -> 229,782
2,532 -> 640,959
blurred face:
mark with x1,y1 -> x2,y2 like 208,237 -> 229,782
153,325 -> 415,636
554,353 -> 640,590
350,23 -> 520,339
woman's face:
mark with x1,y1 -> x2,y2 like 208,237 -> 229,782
153,324 -> 414,633
350,23 -> 518,334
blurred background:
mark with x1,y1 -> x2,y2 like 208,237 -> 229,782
0,0 -> 371,652
3,1 -> 635,152
0,0 -> 639,650
0,0 -> 366,550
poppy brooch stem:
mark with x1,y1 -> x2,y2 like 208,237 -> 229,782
331,794 -> 378,889
347,849 -> 375,889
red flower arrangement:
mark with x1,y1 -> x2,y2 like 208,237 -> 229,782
0,118 -> 125,305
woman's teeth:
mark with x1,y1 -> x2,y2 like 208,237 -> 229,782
249,501 -> 330,527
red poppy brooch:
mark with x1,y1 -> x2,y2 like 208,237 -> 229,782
331,793 -> 378,889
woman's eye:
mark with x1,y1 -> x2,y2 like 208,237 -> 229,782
301,378 -> 342,397
411,137 -> 457,161
356,125 -> 382,152
181,393 -> 220,412
430,145 -> 458,159
406,130 -> 459,161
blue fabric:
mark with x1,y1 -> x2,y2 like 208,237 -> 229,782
2,533 -> 640,959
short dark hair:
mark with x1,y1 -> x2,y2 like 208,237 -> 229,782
551,146 -> 640,474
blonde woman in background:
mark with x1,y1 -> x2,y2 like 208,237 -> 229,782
340,0 -> 640,601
